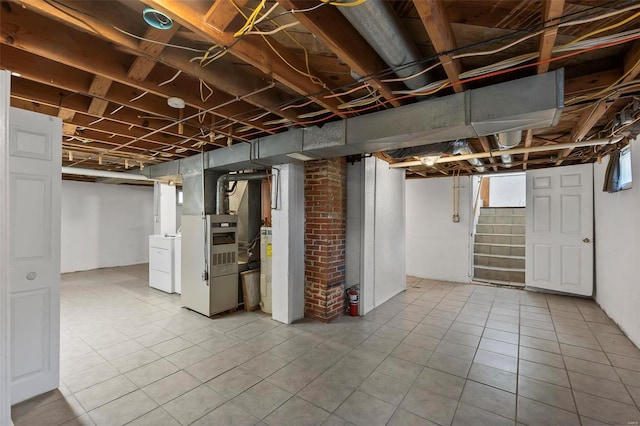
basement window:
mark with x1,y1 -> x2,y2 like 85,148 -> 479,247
603,145 -> 632,192
177,190 -> 184,205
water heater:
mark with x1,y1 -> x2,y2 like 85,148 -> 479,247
260,227 -> 272,314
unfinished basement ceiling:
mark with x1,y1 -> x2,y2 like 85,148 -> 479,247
1,0 -> 640,179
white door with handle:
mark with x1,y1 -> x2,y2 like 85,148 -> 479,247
8,107 -> 61,404
526,163 -> 593,296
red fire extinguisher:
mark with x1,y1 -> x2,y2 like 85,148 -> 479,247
348,286 -> 359,316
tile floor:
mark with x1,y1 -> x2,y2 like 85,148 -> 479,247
11,265 -> 640,425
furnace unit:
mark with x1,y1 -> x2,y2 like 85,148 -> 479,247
181,215 -> 238,316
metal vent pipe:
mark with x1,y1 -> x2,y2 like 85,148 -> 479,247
339,0 -> 429,91
216,171 -> 268,215
496,131 -> 523,167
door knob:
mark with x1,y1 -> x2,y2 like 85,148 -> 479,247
583,238 -> 590,243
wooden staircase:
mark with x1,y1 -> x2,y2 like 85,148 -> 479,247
473,207 -> 526,286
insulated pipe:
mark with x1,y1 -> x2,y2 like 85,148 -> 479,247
389,136 -> 625,168
216,171 -> 268,215
338,0 -> 429,91
61,166 -> 153,181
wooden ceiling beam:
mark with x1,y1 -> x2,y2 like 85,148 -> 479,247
276,0 -> 400,107
127,25 -> 181,82
413,0 -> 464,93
537,0 -> 565,74
203,0 -> 250,33
87,75 -> 114,117
13,0 -> 296,124
521,130 -> 533,170
477,136 -> 498,171
140,0 -> 344,115
9,76 -> 219,151
571,41 -> 640,142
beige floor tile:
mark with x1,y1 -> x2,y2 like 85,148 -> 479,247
63,363 -> 121,394
14,395 -> 85,426
518,376 -> 576,413
479,337 -> 518,357
413,367 -> 466,400
59,413 -> 95,426
573,390 -> 640,425
358,371 -> 412,405
519,359 -> 570,387
125,358 -> 180,387
185,355 -> 237,382
163,385 -> 227,425
149,337 -> 193,357
232,381 -> 292,419
110,349 -> 161,373
334,391 -> 396,426
427,352 -> 472,378
435,340 -> 477,360
375,356 -> 422,381
298,375 -> 356,412
387,408 -> 437,425
264,396 -> 330,426
206,367 -> 262,399
75,375 -> 137,411
400,386 -> 458,426
563,356 -> 620,381
402,332 -> 441,351
165,345 -> 213,369
461,380 -> 515,420
88,390 -> 157,426
468,363 -> 517,393
519,335 -> 561,354
266,362 -> 320,394
474,349 -> 517,373
127,407 -> 180,426
191,401 -> 259,426
456,403 -> 513,426
568,371 -> 634,405
142,370 -> 201,405
241,352 -> 289,379
95,339 -> 145,361
518,346 -> 565,369
516,396 -> 579,426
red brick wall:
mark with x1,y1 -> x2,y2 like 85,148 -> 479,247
304,158 -> 347,322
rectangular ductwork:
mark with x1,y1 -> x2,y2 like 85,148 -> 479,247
145,70 -> 564,177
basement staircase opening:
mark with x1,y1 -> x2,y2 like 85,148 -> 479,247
472,174 -> 526,287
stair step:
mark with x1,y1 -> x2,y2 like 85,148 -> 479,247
476,224 -> 525,235
472,278 -> 525,288
477,215 -> 526,225
479,207 -> 526,217
474,244 -> 525,256
473,266 -> 525,283
474,254 -> 525,269
474,234 -> 525,245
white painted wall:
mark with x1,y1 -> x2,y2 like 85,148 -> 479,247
406,176 -> 472,283
594,144 -> 640,347
350,158 -> 406,314
0,70 -> 12,426
271,164 -> 305,324
61,181 -> 154,273
489,173 -> 526,207
372,158 -> 406,306
153,182 -> 177,235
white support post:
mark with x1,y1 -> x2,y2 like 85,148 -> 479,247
154,182 -> 177,235
271,164 -> 305,324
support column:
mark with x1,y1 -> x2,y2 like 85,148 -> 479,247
305,158 -> 347,322
271,164 -> 305,324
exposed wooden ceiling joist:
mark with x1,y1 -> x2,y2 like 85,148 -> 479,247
413,0 -> 464,93
276,0 -> 401,107
537,0 -> 565,74
140,0 -> 344,115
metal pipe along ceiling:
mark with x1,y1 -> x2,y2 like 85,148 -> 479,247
338,0 -> 429,91
61,167 -> 153,181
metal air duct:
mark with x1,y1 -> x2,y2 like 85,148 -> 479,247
386,139 -> 486,172
496,130 -> 523,167
338,0 -> 429,90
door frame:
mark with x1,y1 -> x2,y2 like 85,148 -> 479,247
1,71 -> 13,425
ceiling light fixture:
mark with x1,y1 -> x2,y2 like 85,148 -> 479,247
419,155 -> 440,167
142,7 -> 173,30
167,97 -> 185,109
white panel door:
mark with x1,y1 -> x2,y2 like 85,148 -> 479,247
526,163 -> 593,296
8,107 -> 62,404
